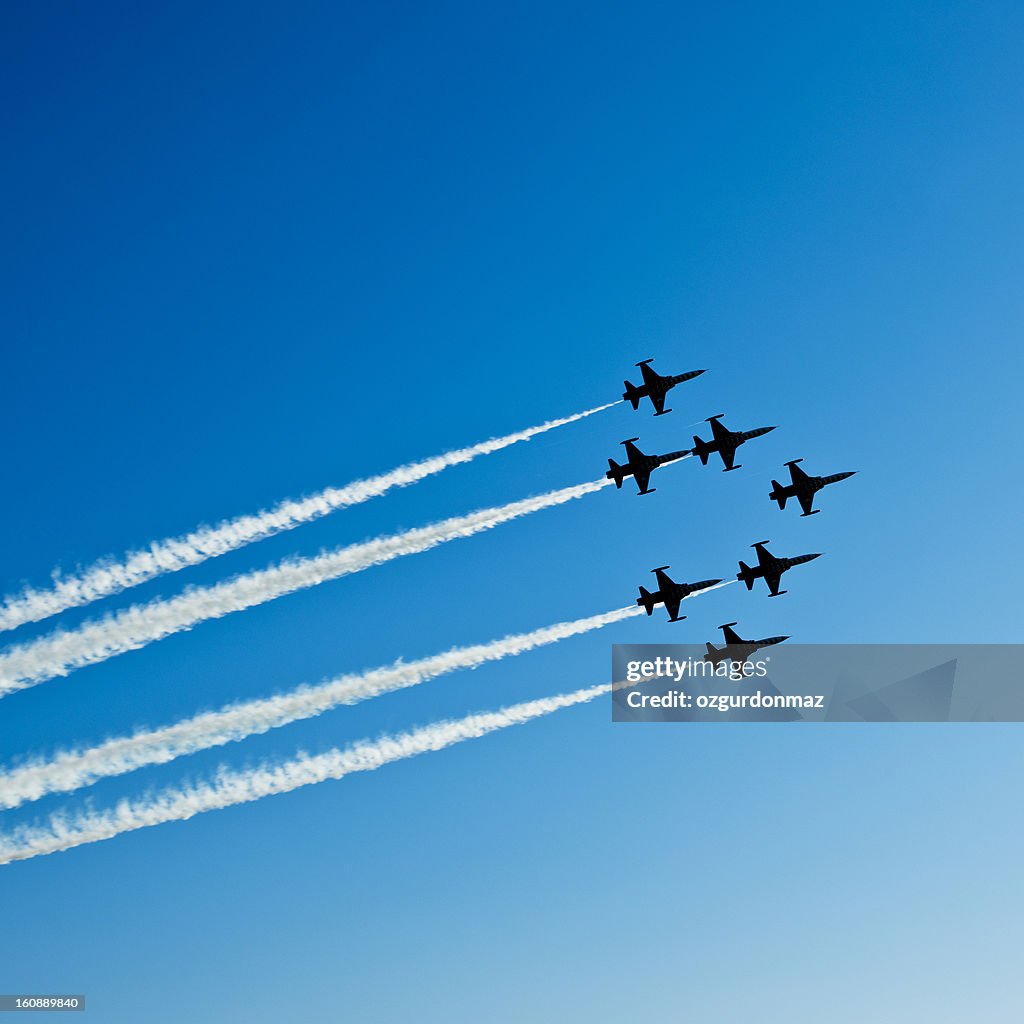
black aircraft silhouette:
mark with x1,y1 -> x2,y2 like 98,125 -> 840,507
769,459 -> 856,516
637,567 -> 722,622
704,622 -> 789,667
736,541 -> 821,597
690,414 -> 776,472
605,438 -> 690,495
622,359 -> 706,416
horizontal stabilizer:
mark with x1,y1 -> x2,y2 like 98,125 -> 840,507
737,561 -> 755,590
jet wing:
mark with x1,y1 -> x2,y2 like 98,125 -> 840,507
638,361 -> 661,387
663,595 -> 683,621
719,445 -> 737,471
708,417 -> 730,443
633,468 -> 652,494
797,490 -> 816,516
754,543 -> 775,570
622,440 -> 645,462
721,624 -> 743,645
648,390 -> 667,415
788,461 -> 810,485
764,570 -> 784,597
653,568 -> 676,592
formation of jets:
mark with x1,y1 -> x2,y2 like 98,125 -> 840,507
613,357 -> 855,659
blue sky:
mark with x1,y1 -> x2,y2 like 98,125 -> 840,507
2,2 -> 1023,1020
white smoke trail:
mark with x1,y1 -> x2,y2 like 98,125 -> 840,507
0,478 -> 612,698
0,681 -> 616,864
0,606 -> 643,809
697,579 -> 738,596
0,403 -> 618,634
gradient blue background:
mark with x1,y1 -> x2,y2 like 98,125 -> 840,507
2,2 -> 1023,1020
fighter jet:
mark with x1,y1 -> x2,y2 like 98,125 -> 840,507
769,459 -> 856,516
704,622 -> 789,667
637,567 -> 722,622
622,359 -> 706,416
605,438 -> 691,495
736,540 -> 821,597
690,414 -> 777,472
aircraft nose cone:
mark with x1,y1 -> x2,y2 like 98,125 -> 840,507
806,553 -> 823,561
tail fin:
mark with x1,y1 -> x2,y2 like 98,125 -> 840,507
705,642 -> 719,658
637,586 -> 656,615
770,482 -> 787,509
606,459 -> 624,487
692,437 -> 709,465
737,561 -> 755,590
622,381 -> 641,410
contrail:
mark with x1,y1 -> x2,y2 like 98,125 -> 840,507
0,681 -> 618,864
0,478 -> 612,698
0,606 -> 643,809
0,403 -> 618,634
